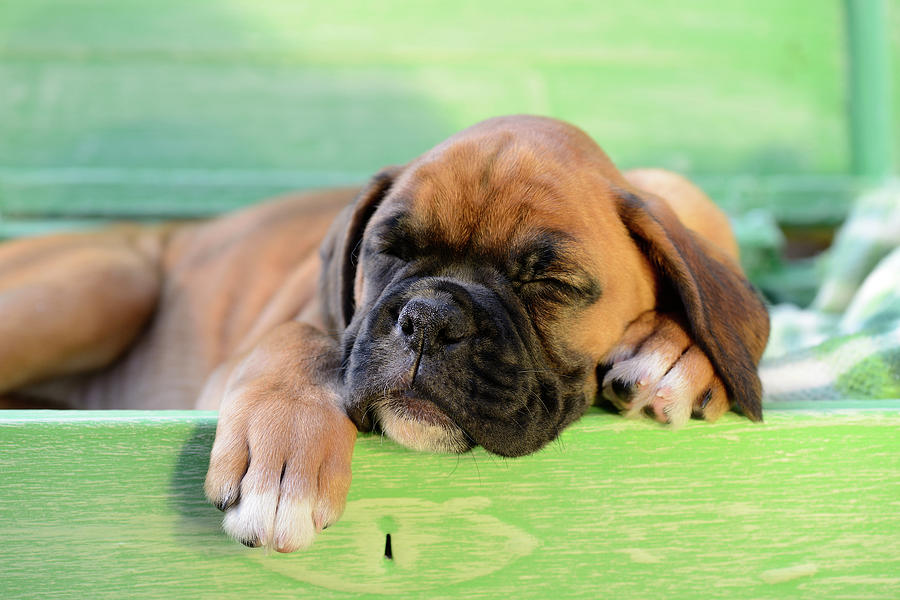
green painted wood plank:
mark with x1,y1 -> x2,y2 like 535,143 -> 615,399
1,408 -> 898,599
0,172 -> 861,225
3,0 -> 886,228
0,0 -> 864,224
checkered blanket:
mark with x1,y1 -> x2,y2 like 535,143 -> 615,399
761,184 -> 900,403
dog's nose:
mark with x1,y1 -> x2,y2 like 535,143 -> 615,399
398,294 -> 473,355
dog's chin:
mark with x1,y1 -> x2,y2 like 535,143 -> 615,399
374,393 -> 472,454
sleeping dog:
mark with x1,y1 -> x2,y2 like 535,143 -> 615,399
0,115 -> 769,551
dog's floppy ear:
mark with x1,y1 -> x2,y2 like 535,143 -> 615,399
615,188 -> 770,420
319,166 -> 403,333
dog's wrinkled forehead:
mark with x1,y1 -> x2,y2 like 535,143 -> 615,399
380,116 -> 620,258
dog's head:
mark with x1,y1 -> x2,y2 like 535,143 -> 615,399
319,115 -> 768,457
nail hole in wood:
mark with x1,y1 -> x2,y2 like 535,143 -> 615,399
384,533 -> 393,560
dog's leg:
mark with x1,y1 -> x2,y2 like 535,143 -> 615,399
0,227 -> 164,395
203,321 -> 356,552
600,311 -> 730,426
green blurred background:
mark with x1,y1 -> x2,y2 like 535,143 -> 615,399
0,0 -> 897,300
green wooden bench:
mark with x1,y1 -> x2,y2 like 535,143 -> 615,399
1,1 -> 898,598
2,0 -> 896,232
1,406 -> 898,598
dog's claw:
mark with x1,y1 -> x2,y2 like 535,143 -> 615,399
610,378 -> 633,400
215,493 -> 235,512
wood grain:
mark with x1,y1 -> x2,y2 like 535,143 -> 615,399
2,0 -> 888,225
0,407 -> 898,599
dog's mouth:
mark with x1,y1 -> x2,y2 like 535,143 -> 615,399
389,391 -> 455,426
370,390 -> 474,454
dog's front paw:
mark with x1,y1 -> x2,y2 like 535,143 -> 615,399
600,312 -> 729,426
204,383 -> 357,552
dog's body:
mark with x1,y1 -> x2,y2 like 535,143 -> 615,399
1,188 -> 353,410
0,116 -> 769,551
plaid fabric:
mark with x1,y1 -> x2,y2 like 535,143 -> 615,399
761,184 -> 900,403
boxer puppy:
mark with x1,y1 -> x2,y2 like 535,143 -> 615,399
0,116 -> 769,553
